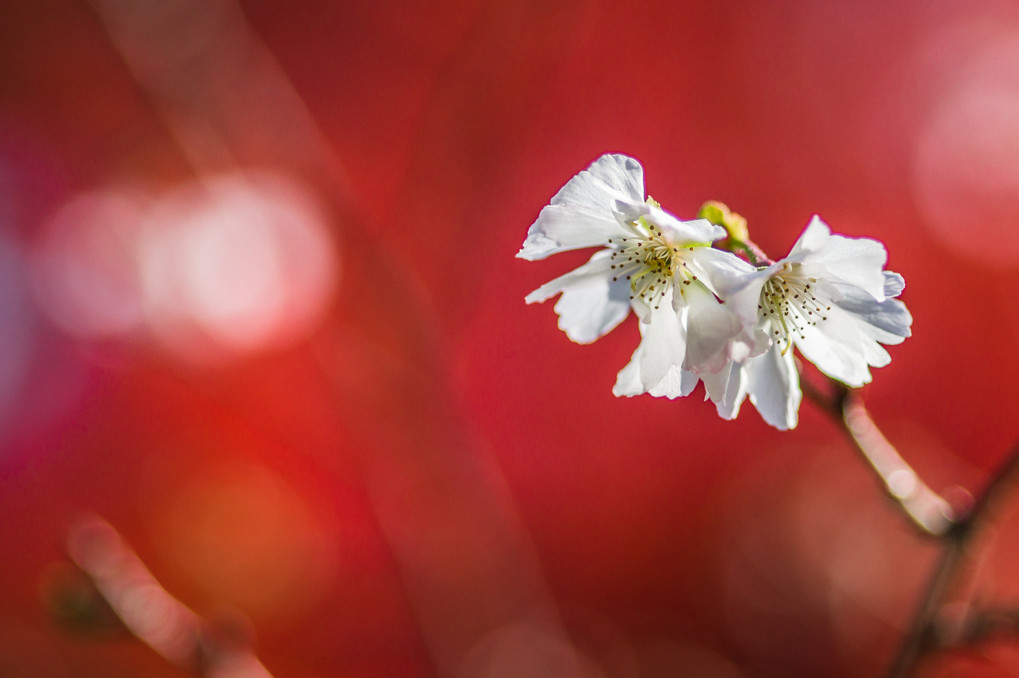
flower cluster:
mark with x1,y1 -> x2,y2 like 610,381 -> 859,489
518,154 -> 912,429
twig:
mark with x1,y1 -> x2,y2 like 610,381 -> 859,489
803,375 -> 1019,678
881,437 -> 1019,678
881,528 -> 967,678
936,605 -> 1019,648
800,377 -> 955,537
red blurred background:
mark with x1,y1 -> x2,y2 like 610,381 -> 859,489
3,1 -> 1019,676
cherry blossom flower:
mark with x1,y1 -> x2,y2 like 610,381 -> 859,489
702,216 -> 912,429
518,154 -> 759,395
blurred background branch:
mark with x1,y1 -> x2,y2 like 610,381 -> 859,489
55,517 -> 273,678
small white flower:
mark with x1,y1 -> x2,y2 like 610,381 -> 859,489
703,215 -> 913,429
518,154 -> 759,395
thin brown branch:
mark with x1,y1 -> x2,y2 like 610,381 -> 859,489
934,605 -> 1019,649
803,375 -> 1019,678
801,377 -> 955,537
881,437 -> 1019,678
881,533 -> 966,678
956,438 -> 1019,537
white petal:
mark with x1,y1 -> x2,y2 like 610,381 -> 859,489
552,154 -> 644,207
700,361 -> 748,420
833,276 -> 913,345
699,364 -> 729,403
685,246 -> 758,298
793,304 -> 880,387
630,294 -> 653,323
518,155 -> 643,261
734,328 -> 773,363
714,264 -> 776,329
518,204 -> 625,261
638,294 -> 689,387
574,152 -> 644,203
883,271 -> 906,298
798,223 -> 889,301
612,355 -> 644,397
613,359 -> 698,399
615,201 -> 726,246
651,212 -> 725,245
612,291 -> 694,398
647,366 -> 699,399
795,268 -> 912,385
682,249 -> 768,364
786,215 -> 832,260
682,282 -> 750,374
524,250 -> 632,344
746,345 -> 801,430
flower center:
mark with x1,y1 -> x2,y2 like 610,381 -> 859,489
758,264 -> 830,352
606,216 -> 698,309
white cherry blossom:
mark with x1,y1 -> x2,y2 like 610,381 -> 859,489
703,216 -> 912,429
518,154 -> 759,394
